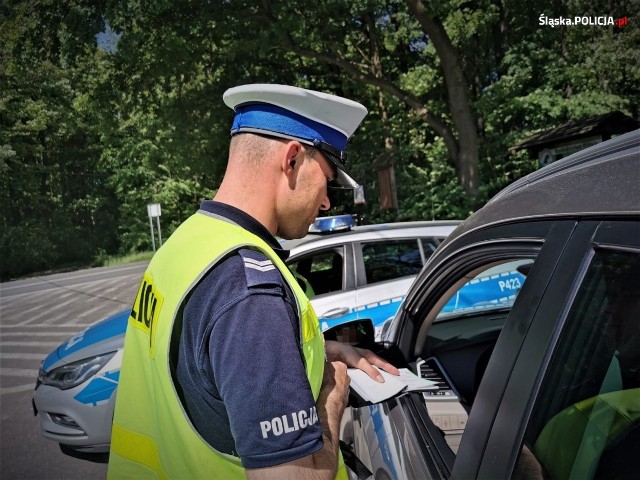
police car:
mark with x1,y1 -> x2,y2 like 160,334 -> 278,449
282,215 -> 461,338
33,311 -> 127,454
33,217 -> 460,453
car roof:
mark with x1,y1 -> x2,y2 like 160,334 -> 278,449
440,128 -> 640,249
280,220 -> 462,253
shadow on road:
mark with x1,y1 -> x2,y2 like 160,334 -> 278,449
59,444 -> 109,464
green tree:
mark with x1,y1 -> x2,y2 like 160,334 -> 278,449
1,0 -> 637,278
0,0 -> 115,279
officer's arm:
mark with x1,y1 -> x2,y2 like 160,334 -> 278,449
246,361 -> 349,480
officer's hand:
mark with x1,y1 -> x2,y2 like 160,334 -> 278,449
319,360 -> 350,413
325,340 -> 400,383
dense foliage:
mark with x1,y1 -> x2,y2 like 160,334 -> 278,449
1,0 -> 638,280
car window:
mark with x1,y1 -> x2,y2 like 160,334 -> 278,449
421,238 -> 440,256
515,248 -> 640,480
362,238 -> 439,285
411,257 -> 535,456
287,248 -> 343,296
436,259 -> 530,320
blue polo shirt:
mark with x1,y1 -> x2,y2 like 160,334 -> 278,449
175,201 -> 324,468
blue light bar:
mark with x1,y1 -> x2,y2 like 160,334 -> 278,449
309,215 -> 354,234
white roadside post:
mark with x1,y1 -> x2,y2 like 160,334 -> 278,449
147,203 -> 162,251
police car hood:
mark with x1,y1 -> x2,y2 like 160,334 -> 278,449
42,310 -> 129,372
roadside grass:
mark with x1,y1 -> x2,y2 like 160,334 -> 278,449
2,251 -> 155,282
98,251 -> 155,267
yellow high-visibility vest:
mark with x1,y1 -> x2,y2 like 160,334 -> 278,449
107,211 -> 346,479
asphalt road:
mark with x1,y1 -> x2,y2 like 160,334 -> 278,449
0,263 -> 148,479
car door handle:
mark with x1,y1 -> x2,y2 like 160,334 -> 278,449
321,307 -> 350,318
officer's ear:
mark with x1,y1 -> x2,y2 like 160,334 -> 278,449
282,141 -> 303,177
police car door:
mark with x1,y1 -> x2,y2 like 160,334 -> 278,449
286,245 -> 358,332
354,238 -> 438,338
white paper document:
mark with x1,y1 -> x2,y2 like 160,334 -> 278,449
347,367 -> 438,404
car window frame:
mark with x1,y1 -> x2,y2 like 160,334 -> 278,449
286,243 -> 355,294
353,236 -> 444,288
384,220 -> 577,477
359,239 -> 430,285
391,221 -> 575,359
474,219 -> 640,480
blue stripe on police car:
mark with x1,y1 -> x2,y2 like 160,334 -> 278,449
42,310 -> 129,371
74,370 -> 120,406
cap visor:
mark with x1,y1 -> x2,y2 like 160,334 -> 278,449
332,168 -> 359,189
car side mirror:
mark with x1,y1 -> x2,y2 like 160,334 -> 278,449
324,319 -> 375,348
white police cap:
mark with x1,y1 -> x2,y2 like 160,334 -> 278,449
223,84 -> 368,188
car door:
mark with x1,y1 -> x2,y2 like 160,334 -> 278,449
347,220 -> 577,479
286,244 -> 359,331
469,220 -> 640,480
353,237 -> 440,335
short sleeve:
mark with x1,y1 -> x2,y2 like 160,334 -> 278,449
207,251 -> 324,468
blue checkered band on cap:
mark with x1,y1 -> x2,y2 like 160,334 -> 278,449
230,104 -> 348,151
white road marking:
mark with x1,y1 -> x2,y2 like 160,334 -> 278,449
0,384 -> 35,395
0,353 -> 48,360
1,368 -> 39,378
0,332 -> 73,337
0,324 -> 94,329
1,341 -> 61,348
0,265 -> 146,293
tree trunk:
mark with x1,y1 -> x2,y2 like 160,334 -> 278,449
261,0 -> 480,196
405,0 -> 480,196
365,13 -> 398,213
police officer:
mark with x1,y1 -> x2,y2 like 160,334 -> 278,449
108,84 -> 399,479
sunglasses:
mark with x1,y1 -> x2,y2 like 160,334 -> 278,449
312,139 -> 348,170
312,140 -> 351,188
248,132 -> 352,188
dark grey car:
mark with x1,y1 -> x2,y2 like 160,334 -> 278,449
340,129 -> 640,480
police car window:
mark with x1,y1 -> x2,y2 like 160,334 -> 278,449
288,249 -> 343,296
435,259 -> 530,321
362,239 -> 427,284
421,238 -> 440,257
515,249 -> 640,480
